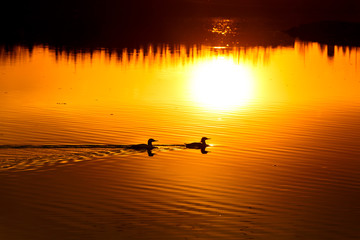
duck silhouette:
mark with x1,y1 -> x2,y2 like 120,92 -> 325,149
185,137 -> 210,149
127,138 -> 158,151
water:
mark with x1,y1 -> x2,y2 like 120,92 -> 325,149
1,35 -> 360,239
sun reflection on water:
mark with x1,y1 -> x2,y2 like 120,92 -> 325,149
190,56 -> 255,111
210,18 -> 236,36
1,42 -> 360,112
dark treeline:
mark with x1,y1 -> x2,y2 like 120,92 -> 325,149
1,0 -> 360,49
2,0 -> 213,47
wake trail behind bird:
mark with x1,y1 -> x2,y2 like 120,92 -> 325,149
0,144 -> 186,149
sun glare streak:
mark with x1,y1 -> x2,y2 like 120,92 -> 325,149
190,57 -> 255,111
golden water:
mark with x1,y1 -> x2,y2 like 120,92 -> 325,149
0,42 -> 359,239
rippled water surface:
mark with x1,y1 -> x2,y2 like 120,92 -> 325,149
0,41 -> 360,239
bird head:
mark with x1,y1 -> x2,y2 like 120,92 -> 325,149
201,137 -> 210,143
148,138 -> 158,144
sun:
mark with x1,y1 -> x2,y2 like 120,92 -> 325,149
190,57 -> 254,111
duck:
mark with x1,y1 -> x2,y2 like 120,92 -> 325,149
128,138 -> 158,151
185,137 -> 210,149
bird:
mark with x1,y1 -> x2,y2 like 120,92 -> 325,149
185,137 -> 210,149
127,138 -> 158,151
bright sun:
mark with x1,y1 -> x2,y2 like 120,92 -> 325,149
190,57 -> 254,111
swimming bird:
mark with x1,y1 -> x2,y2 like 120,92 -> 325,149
185,137 -> 210,149
128,138 -> 158,151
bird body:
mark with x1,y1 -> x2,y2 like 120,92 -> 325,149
185,137 -> 210,149
128,138 -> 157,150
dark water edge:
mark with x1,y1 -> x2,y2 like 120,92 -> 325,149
2,18 -> 360,55
286,21 -> 360,46
2,0 -> 360,50
1,17 -> 295,50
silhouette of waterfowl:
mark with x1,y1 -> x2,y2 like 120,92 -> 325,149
127,138 -> 158,151
185,137 -> 210,149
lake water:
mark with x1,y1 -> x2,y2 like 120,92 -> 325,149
1,38 -> 360,239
